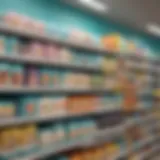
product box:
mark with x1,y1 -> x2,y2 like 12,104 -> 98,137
104,76 -> 119,91
102,57 -> 118,73
0,63 -> 10,86
2,12 -> 22,27
0,101 -> 15,118
33,20 -> 45,33
0,128 -> 17,154
18,41 -> 30,57
18,97 -> 38,117
61,71 -> 74,89
91,75 -> 104,89
52,70 -> 62,88
101,34 -> 128,52
43,44 -> 59,62
52,96 -> 67,117
79,53 -> 90,66
59,48 -> 72,64
39,126 -> 53,146
28,42 -> 43,58
67,121 -> 81,140
38,97 -> 50,117
71,51 -> 80,66
40,68 -> 51,86
19,124 -> 38,155
5,36 -> 19,55
10,64 -> 24,86
38,96 -> 67,118
82,119 -> 96,137
25,67 -> 40,87
0,35 -> 5,54
53,123 -> 66,145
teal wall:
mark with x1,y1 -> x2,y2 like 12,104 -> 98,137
0,0 -> 159,55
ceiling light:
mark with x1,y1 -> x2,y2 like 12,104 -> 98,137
79,0 -> 108,12
147,23 -> 160,36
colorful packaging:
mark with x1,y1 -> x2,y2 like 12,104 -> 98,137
104,76 -> 118,90
40,68 -> 51,86
61,71 -> 73,89
102,58 -> 118,73
79,53 -> 90,66
67,121 -> 80,140
53,123 -> 66,144
18,97 -> 38,117
0,101 -> 15,118
60,48 -> 72,64
0,63 -> 10,86
10,64 -> 24,86
101,34 -> 128,52
29,42 -> 43,58
34,20 -> 45,33
20,124 -> 38,153
90,54 -> 102,68
3,12 -> 22,27
91,75 -> 104,89
5,36 -> 19,55
39,126 -> 53,146
38,96 -> 67,118
43,44 -> 61,62
51,70 -> 62,87
25,67 -> 39,87
0,35 -> 5,54
0,128 -> 15,153
72,51 -> 80,66
18,41 -> 30,57
38,97 -> 51,117
52,96 -> 67,117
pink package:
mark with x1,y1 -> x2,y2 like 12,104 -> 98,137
21,16 -> 34,31
44,44 -> 60,62
25,67 -> 39,87
4,12 -> 22,27
19,42 -> 30,57
29,42 -> 44,58
34,21 -> 45,33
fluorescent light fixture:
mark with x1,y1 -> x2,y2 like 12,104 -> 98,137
147,23 -> 160,36
79,0 -> 108,12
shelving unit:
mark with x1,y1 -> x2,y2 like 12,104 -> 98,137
0,108 -> 122,127
1,124 -> 126,160
0,87 -> 117,94
0,54 -> 102,73
0,21 -> 159,160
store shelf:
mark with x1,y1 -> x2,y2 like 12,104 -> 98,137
117,135 -> 159,159
0,87 -> 117,94
0,55 -> 102,73
122,54 -> 159,63
135,136 -> 155,149
5,124 -> 127,160
0,108 -> 121,127
0,21 -> 158,160
128,114 -> 156,126
0,23 -> 158,62
0,23 -> 111,54
140,144 -> 160,160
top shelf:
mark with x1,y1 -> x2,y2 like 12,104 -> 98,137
0,23 -> 110,54
0,23 -> 158,62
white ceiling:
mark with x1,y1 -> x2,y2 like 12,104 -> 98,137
64,0 -> 160,37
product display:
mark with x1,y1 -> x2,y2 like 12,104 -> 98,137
0,95 -> 122,119
0,119 -> 97,159
0,10 -> 159,160
0,124 -> 38,156
0,100 -> 15,118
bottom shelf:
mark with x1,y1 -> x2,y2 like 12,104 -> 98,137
1,124 -> 125,160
